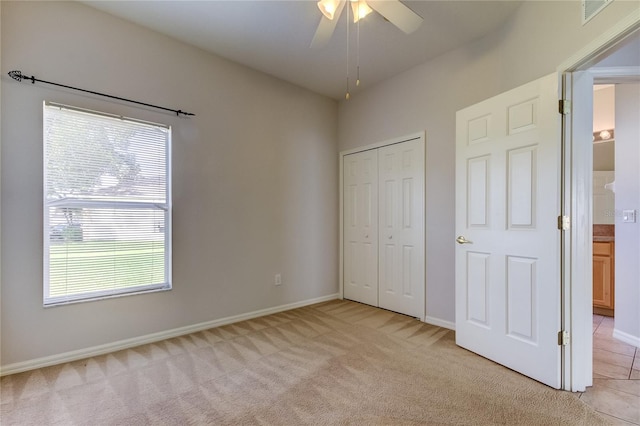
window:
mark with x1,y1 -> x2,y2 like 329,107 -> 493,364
43,102 -> 171,306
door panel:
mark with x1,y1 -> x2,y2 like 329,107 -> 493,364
343,150 -> 379,306
507,146 -> 536,228
506,256 -> 537,342
467,156 -> 490,228
466,251 -> 490,327
378,139 -> 424,317
455,73 -> 561,388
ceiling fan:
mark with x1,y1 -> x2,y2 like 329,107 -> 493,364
311,0 -> 423,48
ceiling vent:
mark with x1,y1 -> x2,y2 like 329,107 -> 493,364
582,0 -> 613,24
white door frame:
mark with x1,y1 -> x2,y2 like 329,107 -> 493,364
339,131 -> 426,320
559,12 -> 640,392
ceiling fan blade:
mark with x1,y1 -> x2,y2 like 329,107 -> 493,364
310,1 -> 346,48
310,16 -> 337,48
367,0 -> 423,34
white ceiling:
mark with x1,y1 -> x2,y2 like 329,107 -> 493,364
85,1 -> 522,100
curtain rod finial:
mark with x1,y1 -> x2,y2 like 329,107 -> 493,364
8,70 -> 23,82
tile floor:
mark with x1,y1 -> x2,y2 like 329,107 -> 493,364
579,315 -> 640,425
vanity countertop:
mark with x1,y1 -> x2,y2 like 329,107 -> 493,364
593,224 -> 614,242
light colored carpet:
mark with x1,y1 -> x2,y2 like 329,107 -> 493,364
1,300 -> 608,425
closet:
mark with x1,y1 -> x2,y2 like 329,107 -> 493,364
341,135 -> 425,318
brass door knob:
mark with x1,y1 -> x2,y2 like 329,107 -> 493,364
456,236 -> 473,245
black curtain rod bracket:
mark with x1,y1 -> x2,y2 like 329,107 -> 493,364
8,70 -> 195,117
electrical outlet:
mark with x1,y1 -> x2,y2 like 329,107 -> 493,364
274,273 -> 282,286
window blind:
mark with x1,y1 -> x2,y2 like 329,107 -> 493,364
43,102 -> 171,306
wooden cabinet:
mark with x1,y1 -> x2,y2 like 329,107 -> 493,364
593,241 -> 614,315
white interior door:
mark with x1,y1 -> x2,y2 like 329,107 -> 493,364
343,149 -> 379,306
378,140 -> 425,318
455,73 -> 562,388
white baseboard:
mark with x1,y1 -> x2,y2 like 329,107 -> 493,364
613,328 -> 640,349
0,293 -> 339,376
424,316 -> 455,330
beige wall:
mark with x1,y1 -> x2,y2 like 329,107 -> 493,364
594,85 -> 615,171
1,1 -> 338,367
338,0 -> 640,323
594,85 -> 616,131
0,0 -> 3,369
594,142 -> 615,171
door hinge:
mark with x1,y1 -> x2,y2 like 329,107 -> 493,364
558,215 -> 570,231
558,330 -> 570,346
559,99 -> 571,115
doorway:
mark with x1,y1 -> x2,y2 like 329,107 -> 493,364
561,18 -> 640,392
590,79 -> 639,379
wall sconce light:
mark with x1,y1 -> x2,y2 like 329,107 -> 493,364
593,128 -> 614,143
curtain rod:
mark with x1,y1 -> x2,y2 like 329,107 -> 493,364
8,70 -> 195,117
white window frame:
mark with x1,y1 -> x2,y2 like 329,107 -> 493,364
43,102 -> 172,306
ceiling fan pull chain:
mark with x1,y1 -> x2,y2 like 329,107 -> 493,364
356,0 -> 361,87
346,0 -> 351,100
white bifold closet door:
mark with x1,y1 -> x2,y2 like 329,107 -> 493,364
343,149 -> 379,307
343,138 -> 425,318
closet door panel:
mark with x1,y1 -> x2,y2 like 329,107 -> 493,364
378,140 -> 425,318
343,150 -> 379,306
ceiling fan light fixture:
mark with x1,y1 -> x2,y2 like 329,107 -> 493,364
351,0 -> 373,23
317,0 -> 340,20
